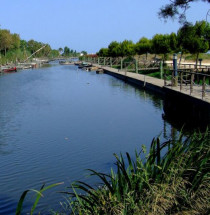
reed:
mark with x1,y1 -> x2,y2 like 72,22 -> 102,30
62,130 -> 210,214
16,130 -> 209,214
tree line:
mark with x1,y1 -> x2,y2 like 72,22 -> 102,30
97,21 -> 210,65
0,28 -> 80,64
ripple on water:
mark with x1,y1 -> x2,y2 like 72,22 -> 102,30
0,196 -> 19,215
0,65 -> 192,214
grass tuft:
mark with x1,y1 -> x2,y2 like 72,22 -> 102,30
63,130 -> 210,214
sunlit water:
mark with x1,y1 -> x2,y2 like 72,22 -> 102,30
0,63 -> 180,214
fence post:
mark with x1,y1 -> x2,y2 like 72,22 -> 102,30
135,59 -> 138,73
209,68 -> 210,85
172,54 -> 178,86
164,68 -> 166,86
180,72 -> 183,91
120,58 -> 123,70
202,75 -> 206,99
160,61 -> 163,79
190,73 -> 194,95
110,57 -> 112,67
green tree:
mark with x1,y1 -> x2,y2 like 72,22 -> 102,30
63,46 -> 70,56
108,41 -> 121,57
97,48 -> 109,57
177,21 -> 210,67
169,32 -> 178,53
27,39 -> 38,54
11,33 -> 20,50
120,40 -> 135,57
81,50 -> 87,55
151,34 -> 171,63
0,29 -> 12,56
20,40 -> 27,50
42,44 -> 51,57
58,47 -> 63,55
135,37 -> 151,59
49,49 -> 60,58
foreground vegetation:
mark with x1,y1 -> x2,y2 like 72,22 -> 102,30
17,130 -> 210,214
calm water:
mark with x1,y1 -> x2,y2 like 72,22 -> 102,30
0,63 -> 178,214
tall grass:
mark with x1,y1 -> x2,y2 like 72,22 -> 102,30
62,130 -> 210,215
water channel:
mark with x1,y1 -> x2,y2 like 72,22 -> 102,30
0,63 -> 203,214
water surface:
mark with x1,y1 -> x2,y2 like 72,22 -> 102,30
0,64 -> 178,214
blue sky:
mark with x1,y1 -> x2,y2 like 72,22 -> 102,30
0,0 -> 209,53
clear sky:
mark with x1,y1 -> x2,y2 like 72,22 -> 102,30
0,0 -> 209,53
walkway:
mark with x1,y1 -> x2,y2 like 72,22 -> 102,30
93,64 -> 210,105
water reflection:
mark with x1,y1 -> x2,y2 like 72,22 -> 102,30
0,64 -> 207,214
163,96 -> 210,132
108,78 -> 164,111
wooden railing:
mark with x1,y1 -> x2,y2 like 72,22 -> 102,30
85,57 -> 210,100
164,69 -> 210,100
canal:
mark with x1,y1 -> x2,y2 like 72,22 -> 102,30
0,63 -> 201,214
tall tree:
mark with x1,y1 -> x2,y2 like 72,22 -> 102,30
63,46 -> 70,56
120,40 -> 135,57
97,48 -> 109,57
169,32 -> 178,53
58,47 -> 63,55
177,21 -> 210,67
159,0 -> 210,22
27,39 -> 37,54
0,29 -> 12,56
151,34 -> 171,63
135,37 -> 151,59
42,44 -> 51,57
81,50 -> 87,55
50,49 -> 60,58
11,33 -> 20,50
108,41 -> 121,57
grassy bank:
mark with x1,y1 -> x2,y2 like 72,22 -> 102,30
16,130 -> 210,214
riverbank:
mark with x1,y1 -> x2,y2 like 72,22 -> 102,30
0,58 -> 50,75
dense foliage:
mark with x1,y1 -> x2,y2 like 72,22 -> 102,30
0,28 -> 79,65
178,21 -> 210,65
97,21 -> 210,63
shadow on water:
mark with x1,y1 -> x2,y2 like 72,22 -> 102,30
107,75 -> 209,132
108,77 -> 164,111
163,95 -> 210,132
